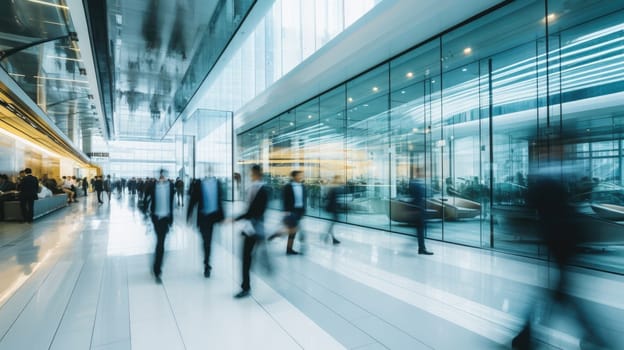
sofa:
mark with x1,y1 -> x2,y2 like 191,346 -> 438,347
2,194 -> 68,221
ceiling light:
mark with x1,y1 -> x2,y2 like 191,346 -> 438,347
9,73 -> 25,78
400,90 -> 406,94
543,13 -> 557,23
462,67 -> 467,72
363,104 -> 369,107
431,80 -> 436,84
347,97 -> 353,103
463,47 -> 472,55
406,72 -> 414,78
308,115 -> 312,119
289,122 -> 294,126
27,0 -> 68,10
412,128 -> 418,132
372,86 -> 379,92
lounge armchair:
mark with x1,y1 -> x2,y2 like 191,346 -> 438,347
590,203 -> 624,221
429,196 -> 481,220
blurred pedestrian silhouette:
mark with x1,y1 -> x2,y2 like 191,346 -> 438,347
145,170 -> 175,284
409,167 -> 433,255
233,165 -> 269,298
268,170 -> 306,255
94,176 -> 104,204
187,170 -> 224,278
175,177 -> 184,207
324,175 -> 343,244
512,141 -> 607,349
18,168 -> 38,223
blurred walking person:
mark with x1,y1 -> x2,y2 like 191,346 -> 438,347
175,177 -> 184,207
145,170 -> 175,283
82,177 -> 89,196
268,170 -> 306,255
512,143 -> 607,349
94,176 -> 104,204
233,165 -> 269,298
409,167 -> 433,255
104,175 -> 112,202
324,175 -> 343,244
187,174 -> 224,278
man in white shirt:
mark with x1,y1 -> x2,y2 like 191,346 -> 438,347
146,170 -> 175,283
187,175 -> 224,278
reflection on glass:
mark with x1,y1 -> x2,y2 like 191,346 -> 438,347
237,1 -> 624,274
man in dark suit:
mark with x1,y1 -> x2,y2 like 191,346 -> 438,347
145,170 -> 175,283
233,165 -> 269,298
187,176 -> 224,278
18,168 -> 39,223
94,176 -> 104,204
269,170 -> 306,255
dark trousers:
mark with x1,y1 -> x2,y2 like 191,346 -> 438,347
415,216 -> 426,251
241,234 -> 258,291
20,199 -> 34,222
97,190 -> 103,203
286,208 -> 304,251
198,213 -> 218,270
152,216 -> 171,276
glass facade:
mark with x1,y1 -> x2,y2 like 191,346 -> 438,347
238,0 -> 624,274
197,0 -> 383,112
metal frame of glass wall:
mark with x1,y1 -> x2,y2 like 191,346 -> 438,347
237,0 -> 624,274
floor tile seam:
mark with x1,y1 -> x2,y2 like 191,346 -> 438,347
0,241 -> 69,342
213,244 -> 307,350
47,260 -> 88,350
88,257 -> 111,350
285,268 -> 434,350
302,247 -> 519,339
304,248 -> 581,349
285,256 -> 478,349
0,259 -> 83,349
349,341 -> 389,350
161,279 -> 189,350
262,260 -> 423,349
296,215 -> 624,284
304,236 -> 624,311
306,247 -> 523,326
285,267 -> 375,320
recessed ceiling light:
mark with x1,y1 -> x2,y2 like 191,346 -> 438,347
431,80 -> 436,84
289,122 -> 294,126
400,90 -> 406,94
463,47 -> 472,55
347,97 -> 353,103
372,86 -> 379,92
308,115 -> 312,119
462,67 -> 467,72
406,72 -> 414,78
363,104 -> 369,107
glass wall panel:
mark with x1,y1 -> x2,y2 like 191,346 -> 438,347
236,0 -> 624,274
295,99 -> 321,216
389,40 -> 440,237
318,86 -> 347,221
345,65 -> 390,231
549,2 -> 624,273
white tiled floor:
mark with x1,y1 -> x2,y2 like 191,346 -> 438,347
0,194 -> 622,349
